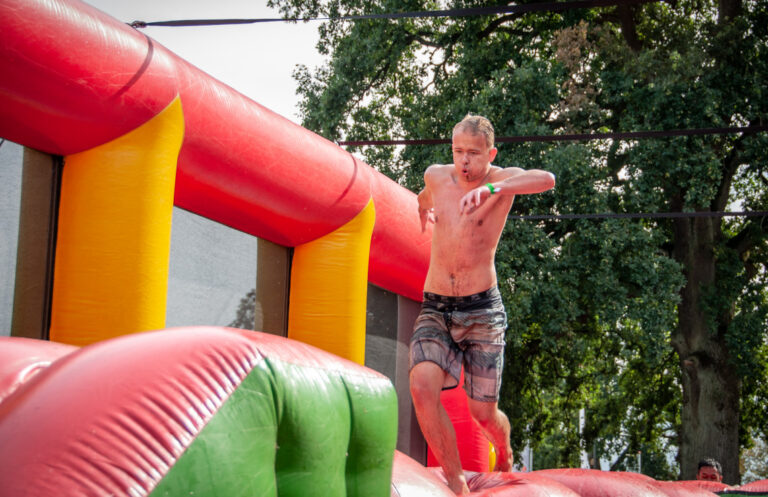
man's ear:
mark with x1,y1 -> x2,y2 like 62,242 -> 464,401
489,147 -> 498,162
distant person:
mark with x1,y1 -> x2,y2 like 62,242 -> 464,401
696,458 -> 723,482
409,114 -> 555,495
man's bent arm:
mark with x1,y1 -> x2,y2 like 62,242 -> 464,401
417,168 -> 437,231
417,186 -> 433,210
460,168 -> 555,214
490,168 -> 555,195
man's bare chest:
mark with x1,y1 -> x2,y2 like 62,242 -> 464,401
432,182 -> 512,233
434,194 -> 496,232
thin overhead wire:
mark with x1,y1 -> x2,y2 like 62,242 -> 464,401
343,125 -> 767,222
511,210 -> 768,221
129,0 -> 662,28
338,125 -> 768,146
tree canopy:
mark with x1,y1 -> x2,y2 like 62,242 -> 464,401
269,0 -> 768,482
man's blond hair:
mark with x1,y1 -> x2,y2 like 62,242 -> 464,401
453,114 -> 495,150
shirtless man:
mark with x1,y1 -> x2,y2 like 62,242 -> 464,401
409,114 -> 555,495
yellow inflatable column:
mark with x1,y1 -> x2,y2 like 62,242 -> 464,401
288,199 -> 375,365
50,98 -> 184,346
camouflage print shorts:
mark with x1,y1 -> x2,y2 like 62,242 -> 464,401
409,286 -> 507,402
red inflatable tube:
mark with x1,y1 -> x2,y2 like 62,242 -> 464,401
368,170 -> 430,300
733,479 -> 768,494
533,469 -> 674,497
669,481 -> 733,493
652,481 -> 727,497
391,451 -> 455,497
465,471 -> 582,497
0,0 -> 178,154
0,337 -> 77,403
415,467 -> 584,497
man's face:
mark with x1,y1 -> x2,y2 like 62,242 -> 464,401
696,466 -> 723,482
452,130 -> 497,183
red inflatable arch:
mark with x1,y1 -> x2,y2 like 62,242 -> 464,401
0,0 -> 428,301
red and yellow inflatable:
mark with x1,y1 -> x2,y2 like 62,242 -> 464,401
2,1 -> 761,496
0,0 -> 491,492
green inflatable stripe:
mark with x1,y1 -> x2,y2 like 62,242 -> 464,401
149,355 -> 398,497
342,373 -> 400,496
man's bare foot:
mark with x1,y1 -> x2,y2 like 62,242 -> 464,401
493,452 -> 514,472
446,473 -> 470,495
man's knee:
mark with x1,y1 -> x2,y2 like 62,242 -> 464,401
468,400 -> 502,426
409,362 -> 444,406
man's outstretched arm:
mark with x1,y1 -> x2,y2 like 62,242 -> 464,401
460,168 -> 555,214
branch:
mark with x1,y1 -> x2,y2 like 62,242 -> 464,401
422,43 -> 454,92
477,12 -> 525,40
713,133 -> 747,212
348,56 -> 395,111
759,170 -> 768,188
609,444 -> 631,471
617,3 -> 643,52
718,0 -> 743,24
726,215 -> 768,261
411,30 -> 443,48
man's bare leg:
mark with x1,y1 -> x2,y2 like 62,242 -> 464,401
410,362 -> 470,495
468,398 -> 513,472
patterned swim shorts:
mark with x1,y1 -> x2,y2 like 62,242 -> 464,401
409,286 -> 507,402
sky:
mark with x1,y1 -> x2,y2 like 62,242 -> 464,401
83,0 -> 327,124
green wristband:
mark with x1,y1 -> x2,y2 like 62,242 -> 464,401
486,183 -> 496,194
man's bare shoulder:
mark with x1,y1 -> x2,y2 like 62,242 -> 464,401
424,164 -> 453,182
425,164 -> 453,175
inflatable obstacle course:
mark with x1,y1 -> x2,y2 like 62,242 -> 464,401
0,327 -> 397,496
2,328 -> 765,496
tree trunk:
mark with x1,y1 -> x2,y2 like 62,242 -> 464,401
670,216 -> 741,484
719,0 -> 742,23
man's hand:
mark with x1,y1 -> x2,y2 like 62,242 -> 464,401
419,207 -> 435,232
459,184 -> 498,214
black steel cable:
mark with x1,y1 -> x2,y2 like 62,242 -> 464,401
511,210 -> 768,221
338,125 -> 768,146
130,0 -> 661,28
